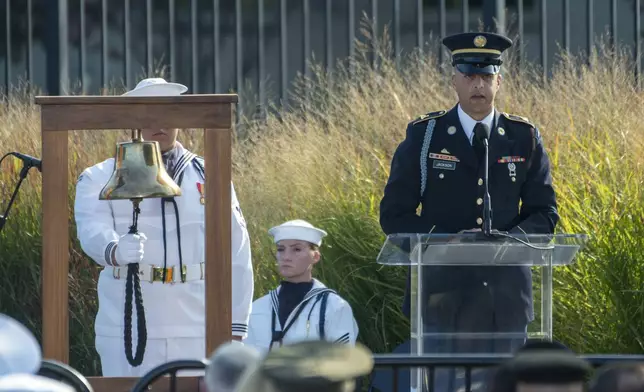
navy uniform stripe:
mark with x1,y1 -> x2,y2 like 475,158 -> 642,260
334,333 -> 350,344
232,323 -> 248,333
104,240 -> 117,265
172,152 -> 197,183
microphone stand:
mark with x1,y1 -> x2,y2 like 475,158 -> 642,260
482,138 -> 493,237
0,159 -> 37,234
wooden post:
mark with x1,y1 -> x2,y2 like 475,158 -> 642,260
35,95 -> 238,392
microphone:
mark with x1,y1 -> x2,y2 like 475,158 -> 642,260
474,123 -> 493,237
11,152 -> 42,172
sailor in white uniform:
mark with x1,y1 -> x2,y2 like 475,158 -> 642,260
243,220 -> 358,354
73,78 -> 254,377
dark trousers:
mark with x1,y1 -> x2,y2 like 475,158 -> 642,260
370,287 -> 528,392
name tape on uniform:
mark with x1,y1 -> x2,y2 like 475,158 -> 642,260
432,160 -> 456,171
497,156 -> 525,163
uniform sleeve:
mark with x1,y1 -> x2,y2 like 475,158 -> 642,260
509,127 -> 560,235
379,122 -> 449,235
230,182 -> 254,338
73,168 -> 119,266
326,296 -> 359,345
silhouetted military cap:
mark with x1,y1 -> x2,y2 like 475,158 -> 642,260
234,341 -> 374,392
442,32 -> 513,75
503,347 -> 592,384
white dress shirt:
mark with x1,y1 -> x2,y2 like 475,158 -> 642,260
457,104 -> 495,145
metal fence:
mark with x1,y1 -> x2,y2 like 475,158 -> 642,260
102,354 -> 644,392
1,0 -> 642,111
367,354 -> 644,392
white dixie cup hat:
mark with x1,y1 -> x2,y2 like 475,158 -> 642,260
268,219 -> 328,247
121,77 -> 188,97
0,313 -> 42,377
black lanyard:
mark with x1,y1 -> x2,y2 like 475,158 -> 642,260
269,291 -> 329,351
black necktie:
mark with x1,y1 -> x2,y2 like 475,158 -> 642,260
472,122 -> 486,162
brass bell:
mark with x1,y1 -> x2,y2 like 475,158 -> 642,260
99,129 -> 182,201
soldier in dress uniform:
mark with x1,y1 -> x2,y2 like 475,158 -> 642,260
374,32 -> 559,391
74,78 -> 254,377
243,220 -> 359,355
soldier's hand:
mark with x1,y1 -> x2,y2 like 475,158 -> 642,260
458,228 -> 482,233
114,233 -> 147,266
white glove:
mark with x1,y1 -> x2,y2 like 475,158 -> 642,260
114,233 -> 147,265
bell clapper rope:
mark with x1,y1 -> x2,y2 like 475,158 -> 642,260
124,128 -> 147,367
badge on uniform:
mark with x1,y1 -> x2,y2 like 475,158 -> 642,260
497,156 -> 525,163
508,163 -> 517,182
429,152 -> 460,162
196,182 -> 205,205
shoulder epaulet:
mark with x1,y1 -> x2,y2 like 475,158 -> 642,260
502,112 -> 535,128
411,110 -> 447,125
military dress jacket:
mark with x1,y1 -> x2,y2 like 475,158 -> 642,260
379,104 -> 559,329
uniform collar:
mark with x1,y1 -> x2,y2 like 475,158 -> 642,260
457,104 -> 495,145
269,279 -> 329,326
275,278 -> 326,294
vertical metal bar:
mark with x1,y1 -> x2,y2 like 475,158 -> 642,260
191,0 -> 198,92
146,0 -> 152,75
124,0 -> 130,89
280,0 -> 287,104
636,0 -> 641,89
588,0 -> 594,63
349,0 -> 355,60
101,0 -> 108,88
417,0 -> 423,50
462,0 -> 469,32
541,0 -> 547,81
303,0 -> 310,80
27,0 -> 33,86
393,0 -> 400,67
371,0 -> 377,69
484,0 -> 505,34
611,0 -> 617,48
326,0 -> 332,87
5,0 -> 11,90
518,0 -> 524,68
563,0 -> 570,53
213,0 -> 220,92
169,0 -> 176,81
258,0 -> 265,110
235,0 -> 242,113
439,0 -> 446,64
60,0 -> 69,94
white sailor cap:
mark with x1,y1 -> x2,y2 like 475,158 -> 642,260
0,314 -> 42,377
121,77 -> 188,97
268,220 -> 328,247
0,374 -> 75,392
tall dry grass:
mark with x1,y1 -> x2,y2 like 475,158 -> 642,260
1,25 -> 644,375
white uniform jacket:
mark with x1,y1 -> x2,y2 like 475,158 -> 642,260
74,152 -> 254,339
243,279 -> 358,354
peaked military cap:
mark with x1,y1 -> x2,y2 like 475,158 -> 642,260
234,340 -> 374,392
442,32 -> 513,75
502,346 -> 591,384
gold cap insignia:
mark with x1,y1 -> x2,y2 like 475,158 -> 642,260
474,35 -> 487,48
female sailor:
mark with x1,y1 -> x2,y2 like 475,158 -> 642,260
243,219 -> 359,354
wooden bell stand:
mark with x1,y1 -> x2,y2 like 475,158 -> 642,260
34,94 -> 238,392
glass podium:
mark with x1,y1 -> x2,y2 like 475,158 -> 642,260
376,232 -> 588,392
